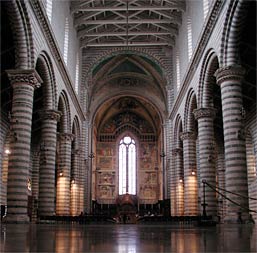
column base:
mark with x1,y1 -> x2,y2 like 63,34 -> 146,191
2,214 -> 30,223
224,212 -> 253,224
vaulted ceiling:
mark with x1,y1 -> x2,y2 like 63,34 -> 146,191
71,0 -> 185,48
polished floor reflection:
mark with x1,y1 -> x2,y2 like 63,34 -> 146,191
1,223 -> 256,253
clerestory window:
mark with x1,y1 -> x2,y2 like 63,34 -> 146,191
119,136 -> 136,195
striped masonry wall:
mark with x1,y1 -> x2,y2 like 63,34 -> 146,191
56,133 -> 73,215
194,107 -> 217,217
5,69 -> 41,222
70,148 -> 80,216
180,131 -> 198,216
0,114 -> 10,207
174,148 -> 184,216
31,148 -> 40,222
78,150 -> 84,213
246,133 -> 256,186
217,146 -> 226,222
215,65 -> 249,222
170,148 -> 177,216
38,110 -> 60,216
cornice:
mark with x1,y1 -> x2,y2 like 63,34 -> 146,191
169,0 -> 225,120
29,0 -> 85,121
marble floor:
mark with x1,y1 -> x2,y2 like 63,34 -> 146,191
1,223 -> 256,253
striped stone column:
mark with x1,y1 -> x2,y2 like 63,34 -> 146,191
173,148 -> 184,216
5,69 -> 42,223
180,131 -> 198,216
217,149 -> 226,222
56,133 -> 74,216
193,107 -> 217,217
215,65 -> 249,223
78,151 -> 85,213
38,110 -> 61,216
70,148 -> 80,216
170,149 -> 177,216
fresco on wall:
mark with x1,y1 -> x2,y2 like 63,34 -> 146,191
101,112 -> 154,134
139,171 -> 158,200
96,143 -> 115,170
98,185 -> 115,199
139,185 -> 157,199
96,140 -> 159,203
140,143 -> 157,170
98,172 -> 115,185
96,142 -> 116,201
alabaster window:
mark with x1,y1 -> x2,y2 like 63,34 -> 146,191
176,53 -> 181,91
46,0 -> 53,23
119,136 -> 136,195
187,17 -> 193,60
75,53 -> 79,93
203,0 -> 209,20
63,17 -> 69,65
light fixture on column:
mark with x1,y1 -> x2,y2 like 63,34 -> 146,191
71,178 -> 75,184
5,149 -> 11,154
240,106 -> 246,119
191,169 -> 196,176
88,152 -> 95,159
59,169 -> 63,177
179,178 -> 183,183
160,150 -> 166,158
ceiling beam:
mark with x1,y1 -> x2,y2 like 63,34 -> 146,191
75,18 -> 176,27
71,5 -> 185,14
81,41 -> 173,48
78,30 -> 173,38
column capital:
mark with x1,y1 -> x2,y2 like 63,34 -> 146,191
39,110 -> 62,122
172,148 -> 182,156
180,131 -> 196,141
6,69 -> 42,89
72,148 -> 82,155
214,65 -> 245,86
58,132 -> 75,142
193,107 -> 216,120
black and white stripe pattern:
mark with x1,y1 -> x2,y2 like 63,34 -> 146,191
5,70 -> 41,222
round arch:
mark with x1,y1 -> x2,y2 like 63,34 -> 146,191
198,49 -> 220,108
36,52 -> 57,110
184,89 -> 198,132
2,0 -> 34,69
57,91 -> 71,133
220,0 -> 249,66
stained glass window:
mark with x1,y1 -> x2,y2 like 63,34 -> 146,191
119,136 -> 136,195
